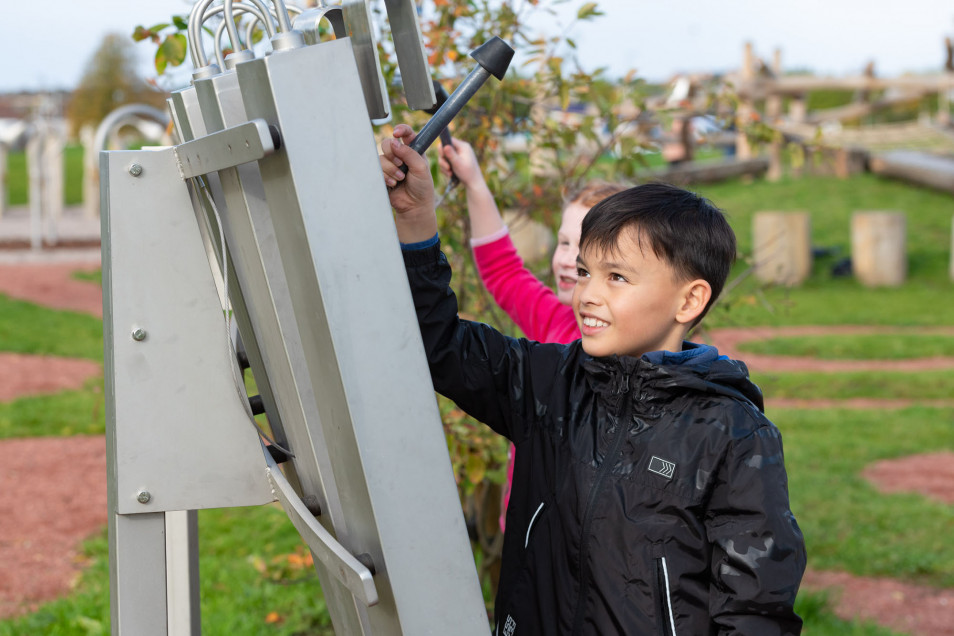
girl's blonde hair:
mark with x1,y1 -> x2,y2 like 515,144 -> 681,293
565,181 -> 629,209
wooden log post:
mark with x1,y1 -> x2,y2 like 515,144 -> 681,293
789,94 -> 807,123
851,211 -> 907,287
735,42 -> 755,160
753,211 -> 812,286
766,95 -> 783,182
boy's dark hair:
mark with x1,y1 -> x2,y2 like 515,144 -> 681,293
579,182 -> 736,325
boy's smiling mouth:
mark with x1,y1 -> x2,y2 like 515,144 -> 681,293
580,315 -> 610,336
581,316 -> 609,330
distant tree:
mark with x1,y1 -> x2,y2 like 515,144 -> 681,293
66,33 -> 167,136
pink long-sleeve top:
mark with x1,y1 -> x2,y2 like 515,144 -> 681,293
472,229 -> 581,532
472,229 -> 579,344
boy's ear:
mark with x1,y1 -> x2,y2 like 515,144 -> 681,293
675,279 -> 712,325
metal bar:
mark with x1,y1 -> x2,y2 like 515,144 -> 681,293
265,451 -> 378,606
293,1 -> 391,120
173,119 -> 277,179
165,510 -> 201,635
382,0 -> 435,110
192,67 -> 366,633
237,37 -> 487,634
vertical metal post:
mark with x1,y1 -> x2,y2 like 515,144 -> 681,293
191,67 -> 364,632
102,146 -> 275,636
235,38 -> 487,634
165,511 -> 201,634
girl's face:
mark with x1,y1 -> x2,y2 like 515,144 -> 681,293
551,202 -> 590,306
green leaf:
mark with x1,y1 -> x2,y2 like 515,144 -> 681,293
155,33 -> 187,75
131,25 -> 153,43
577,2 -> 603,20
172,15 -> 189,31
465,453 -> 486,486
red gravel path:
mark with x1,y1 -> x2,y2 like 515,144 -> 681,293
1,260 -> 954,634
705,325 -> 954,373
0,436 -> 107,618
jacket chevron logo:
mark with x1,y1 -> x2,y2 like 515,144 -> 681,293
648,456 -> 675,479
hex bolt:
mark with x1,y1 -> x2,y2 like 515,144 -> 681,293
132,328 -> 147,342
137,490 -> 152,504
355,552 -> 376,575
129,163 -> 143,177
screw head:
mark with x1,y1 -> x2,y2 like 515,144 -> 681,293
137,490 -> 152,504
132,328 -> 147,341
129,163 -> 143,177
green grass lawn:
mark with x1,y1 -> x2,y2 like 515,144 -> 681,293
0,294 -> 103,360
2,170 -> 952,633
754,369 -> 954,401
740,333 -> 954,359
4,144 -> 84,207
694,173 -> 954,328
780,406 -> 954,586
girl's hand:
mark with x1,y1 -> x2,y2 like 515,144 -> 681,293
439,138 -> 484,189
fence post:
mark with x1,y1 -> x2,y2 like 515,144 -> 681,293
42,124 -> 65,246
81,125 -> 98,219
852,211 -> 907,287
753,211 -> 812,286
26,127 -> 43,249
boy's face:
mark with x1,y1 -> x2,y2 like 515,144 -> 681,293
573,228 -> 695,359
551,202 -> 589,306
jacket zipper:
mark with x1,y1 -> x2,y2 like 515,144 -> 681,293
525,501 -> 546,549
570,375 -> 634,635
654,556 -> 677,636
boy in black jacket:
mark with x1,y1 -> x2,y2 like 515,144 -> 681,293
381,124 -> 806,635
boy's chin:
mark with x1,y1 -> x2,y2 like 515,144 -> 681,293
580,339 -> 613,359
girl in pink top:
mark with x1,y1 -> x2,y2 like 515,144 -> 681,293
440,139 -> 625,530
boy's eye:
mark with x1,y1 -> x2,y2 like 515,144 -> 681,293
577,267 -> 589,278
610,273 -> 628,283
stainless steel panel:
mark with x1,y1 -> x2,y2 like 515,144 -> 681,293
236,38 -> 486,634
102,147 -> 274,514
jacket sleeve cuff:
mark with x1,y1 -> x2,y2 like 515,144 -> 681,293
400,232 -> 440,252
402,238 -> 443,267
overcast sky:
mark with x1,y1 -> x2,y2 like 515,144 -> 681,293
1,0 -> 952,93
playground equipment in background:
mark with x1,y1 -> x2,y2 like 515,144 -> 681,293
102,1 -> 513,634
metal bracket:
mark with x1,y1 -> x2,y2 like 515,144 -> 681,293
293,3 -> 391,121
173,119 -> 279,179
265,450 -> 379,607
383,0 -> 436,110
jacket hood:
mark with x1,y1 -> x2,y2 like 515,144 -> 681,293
582,341 -> 765,412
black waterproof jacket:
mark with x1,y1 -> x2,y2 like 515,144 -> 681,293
404,243 -> 806,636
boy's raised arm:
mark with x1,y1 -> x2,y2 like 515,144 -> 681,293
381,124 -> 439,244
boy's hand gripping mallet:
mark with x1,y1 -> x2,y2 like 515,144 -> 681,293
395,36 -> 514,181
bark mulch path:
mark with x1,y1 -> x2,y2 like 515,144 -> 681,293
2,261 -> 954,634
